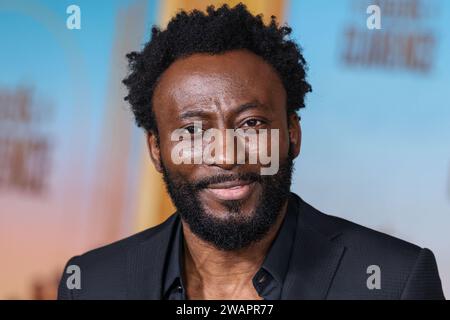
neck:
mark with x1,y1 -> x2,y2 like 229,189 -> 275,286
181,200 -> 288,299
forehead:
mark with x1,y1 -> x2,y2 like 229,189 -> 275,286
152,50 -> 286,113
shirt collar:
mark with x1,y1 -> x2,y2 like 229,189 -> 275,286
163,217 -> 184,297
258,194 -> 298,287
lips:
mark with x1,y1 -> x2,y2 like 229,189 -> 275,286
205,180 -> 255,201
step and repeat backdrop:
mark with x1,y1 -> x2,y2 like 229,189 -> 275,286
0,0 -> 449,299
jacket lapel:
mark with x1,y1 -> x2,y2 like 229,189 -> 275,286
282,197 -> 346,299
126,214 -> 179,299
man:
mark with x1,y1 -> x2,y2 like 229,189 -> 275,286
58,4 -> 444,300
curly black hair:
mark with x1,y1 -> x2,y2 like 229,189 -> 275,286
123,3 -> 311,134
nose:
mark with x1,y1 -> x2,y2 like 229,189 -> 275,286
203,128 -> 238,171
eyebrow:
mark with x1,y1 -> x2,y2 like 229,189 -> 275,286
179,101 -> 265,120
234,102 -> 261,114
179,109 -> 211,120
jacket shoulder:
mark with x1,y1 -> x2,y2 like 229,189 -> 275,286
298,198 -> 421,257
296,197 -> 444,299
58,213 -> 178,299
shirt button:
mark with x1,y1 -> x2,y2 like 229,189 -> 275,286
258,275 -> 266,283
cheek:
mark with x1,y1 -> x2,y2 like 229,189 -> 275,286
270,123 -> 290,159
281,129 -> 291,155
158,136 -> 181,171
158,138 -> 198,178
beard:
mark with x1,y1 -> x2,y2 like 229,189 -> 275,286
161,151 -> 294,251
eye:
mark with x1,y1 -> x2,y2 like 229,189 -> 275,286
242,119 -> 263,128
184,124 -> 203,134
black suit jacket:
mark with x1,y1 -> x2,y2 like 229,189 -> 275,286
58,193 -> 445,299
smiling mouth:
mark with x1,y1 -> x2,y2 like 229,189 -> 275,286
204,180 -> 256,201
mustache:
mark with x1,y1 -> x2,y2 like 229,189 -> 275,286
194,172 -> 263,190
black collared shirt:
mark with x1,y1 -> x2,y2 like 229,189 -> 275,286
162,194 -> 298,300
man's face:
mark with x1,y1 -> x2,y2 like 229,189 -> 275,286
149,49 -> 301,250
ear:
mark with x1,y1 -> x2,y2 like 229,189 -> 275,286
288,113 -> 302,159
147,131 -> 163,173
